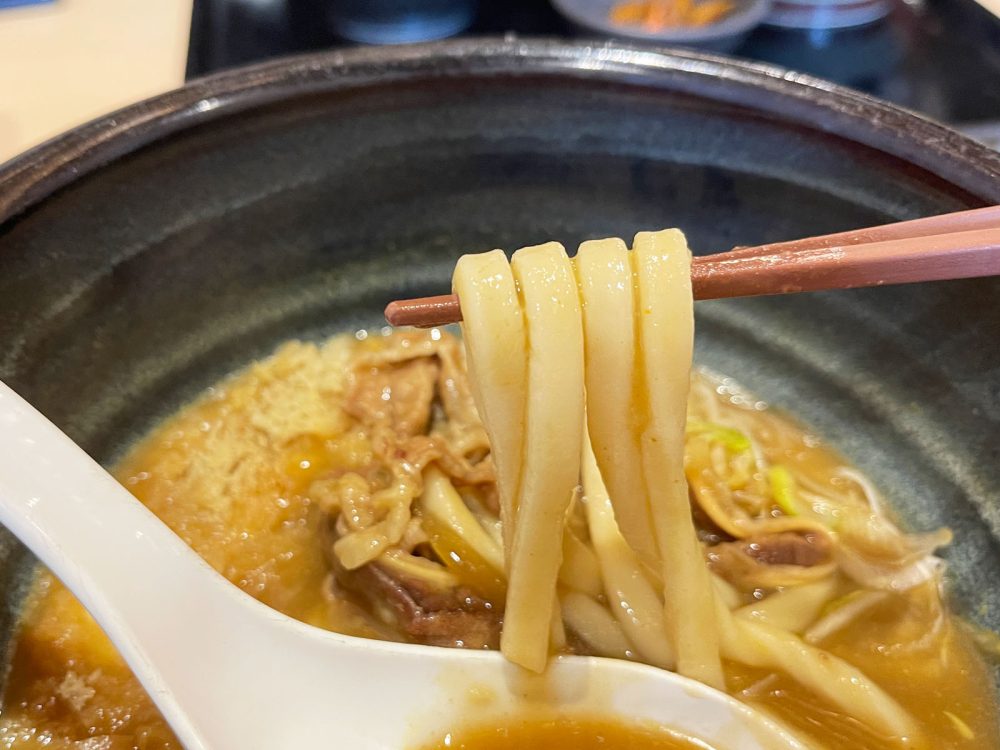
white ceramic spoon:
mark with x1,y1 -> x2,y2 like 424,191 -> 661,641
0,381 -> 807,750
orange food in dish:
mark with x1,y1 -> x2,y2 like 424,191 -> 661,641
610,0 -> 736,29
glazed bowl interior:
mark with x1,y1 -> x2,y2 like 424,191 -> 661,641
0,39 -> 998,689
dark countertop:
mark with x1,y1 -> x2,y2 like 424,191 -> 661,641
186,0 -> 1000,125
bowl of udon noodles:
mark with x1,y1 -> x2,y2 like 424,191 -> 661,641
0,37 -> 999,750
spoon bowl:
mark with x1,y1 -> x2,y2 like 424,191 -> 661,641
0,379 -> 803,749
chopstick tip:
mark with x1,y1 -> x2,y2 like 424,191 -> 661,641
383,293 -> 462,328
383,300 -> 404,327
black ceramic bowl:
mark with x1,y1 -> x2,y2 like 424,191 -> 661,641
1,39 -> 999,693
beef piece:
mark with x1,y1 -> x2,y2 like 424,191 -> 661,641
742,531 -> 830,567
346,333 -> 494,485
325,517 -> 501,649
707,531 -> 833,590
346,357 -> 439,437
332,557 -> 501,649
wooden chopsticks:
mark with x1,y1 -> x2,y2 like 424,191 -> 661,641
383,206 -> 1000,328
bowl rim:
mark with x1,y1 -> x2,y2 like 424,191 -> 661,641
550,0 -> 775,42
1,36 -> 998,224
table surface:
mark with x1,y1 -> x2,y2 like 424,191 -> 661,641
0,0 -> 192,164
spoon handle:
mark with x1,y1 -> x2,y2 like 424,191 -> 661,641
0,381 -> 236,749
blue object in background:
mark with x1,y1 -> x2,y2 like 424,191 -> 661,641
0,0 -> 54,8
327,0 -> 478,44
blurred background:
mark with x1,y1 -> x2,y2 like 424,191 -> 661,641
1,0 -> 999,163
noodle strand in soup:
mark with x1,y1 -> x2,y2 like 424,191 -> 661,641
581,432 -> 676,669
715,595 -> 919,739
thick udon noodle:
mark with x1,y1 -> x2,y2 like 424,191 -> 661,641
1,231 -> 997,749
453,231 -> 924,742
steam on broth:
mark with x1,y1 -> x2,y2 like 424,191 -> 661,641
0,230 -> 997,749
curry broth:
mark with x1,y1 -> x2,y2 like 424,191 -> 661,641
417,716 -> 707,750
0,332 -> 996,749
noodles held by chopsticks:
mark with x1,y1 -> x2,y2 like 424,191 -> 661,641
453,228 -> 921,741
630,231 -> 724,687
576,238 -> 656,562
456,231 -> 721,678
501,242 -> 585,670
452,250 -> 526,565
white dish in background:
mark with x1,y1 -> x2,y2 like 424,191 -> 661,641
763,0 -> 890,30
551,0 -> 773,52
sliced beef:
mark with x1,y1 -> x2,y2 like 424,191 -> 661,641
331,555 -> 501,649
322,332 -> 501,647
707,531 -> 834,591
325,518 -> 501,649
346,357 -> 439,437
344,338 -> 493,485
742,531 -> 830,567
